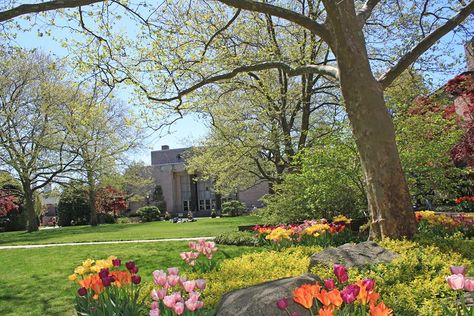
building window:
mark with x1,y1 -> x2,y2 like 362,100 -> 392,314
199,200 -> 205,211
183,200 -> 190,212
205,199 -> 212,210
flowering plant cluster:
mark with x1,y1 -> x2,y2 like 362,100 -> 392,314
416,210 -> 474,237
444,265 -> 474,315
253,215 -> 353,248
180,239 -> 219,272
455,196 -> 474,212
69,256 -> 146,315
150,267 -> 207,316
277,264 -> 392,316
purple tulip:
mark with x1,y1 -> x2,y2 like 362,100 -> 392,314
126,261 -> 136,272
132,275 -> 141,285
276,298 -> 289,310
324,279 -> 336,290
333,264 -> 348,283
341,284 -> 360,304
78,287 -> 87,296
112,258 -> 121,267
102,276 -> 112,287
130,266 -> 139,274
98,268 -> 109,279
362,278 -> 375,291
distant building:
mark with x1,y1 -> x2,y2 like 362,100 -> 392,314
150,145 -> 268,216
41,183 -> 59,226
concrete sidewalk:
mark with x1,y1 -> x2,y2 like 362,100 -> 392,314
0,236 -> 215,250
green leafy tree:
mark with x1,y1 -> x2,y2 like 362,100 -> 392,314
57,184 -> 90,226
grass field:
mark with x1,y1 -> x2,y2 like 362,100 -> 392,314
0,216 -> 261,315
0,216 -> 259,246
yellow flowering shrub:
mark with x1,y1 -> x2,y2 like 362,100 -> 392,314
310,239 -> 472,316
193,246 -> 322,307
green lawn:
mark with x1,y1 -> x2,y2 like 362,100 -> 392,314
0,216 -> 258,245
0,241 -> 259,316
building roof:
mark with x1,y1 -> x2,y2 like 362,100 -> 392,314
151,147 -> 189,165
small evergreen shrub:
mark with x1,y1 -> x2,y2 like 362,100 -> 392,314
221,200 -> 246,217
214,231 -> 259,246
137,206 -> 161,222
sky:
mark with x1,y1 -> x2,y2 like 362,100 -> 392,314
13,23 -> 209,165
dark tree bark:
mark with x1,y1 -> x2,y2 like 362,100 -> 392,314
23,182 -> 38,232
87,172 -> 98,226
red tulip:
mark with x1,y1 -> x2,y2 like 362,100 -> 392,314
324,279 -> 336,290
333,264 -> 348,283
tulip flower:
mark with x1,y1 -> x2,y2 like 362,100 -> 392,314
130,266 -> 139,274
101,276 -> 112,287
149,309 -> 160,316
78,287 -> 87,296
173,302 -> 185,315
324,279 -> 336,290
151,289 -> 159,301
150,301 -> 159,310
293,286 -> 313,309
450,266 -> 467,276
446,274 -> 465,290
125,261 -> 136,272
112,258 -> 121,267
153,270 -> 167,286
131,275 -> 141,285
185,298 -> 204,311
318,307 -> 334,316
167,267 -> 179,275
341,284 -> 360,304
362,278 -> 375,291
167,275 -> 180,287
163,295 -> 176,308
98,268 -> 109,280
369,301 -> 393,316
276,298 -> 289,310
291,312 -> 300,316
195,279 -> 207,290
334,264 -> 348,283
182,281 -> 196,293
464,277 -> 474,292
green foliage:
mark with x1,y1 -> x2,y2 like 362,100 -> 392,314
136,206 -> 161,222
311,239 -> 472,316
214,231 -> 260,246
194,246 -> 322,307
151,185 -> 166,213
57,185 -> 90,226
221,200 -> 246,217
261,129 -> 366,224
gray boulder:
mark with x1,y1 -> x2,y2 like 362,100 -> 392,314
309,241 -> 399,270
216,274 -> 320,316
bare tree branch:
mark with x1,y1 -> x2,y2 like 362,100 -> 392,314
357,0 -> 381,24
378,0 -> 474,89
151,62 -> 339,102
202,8 -> 241,58
214,0 -> 330,43
0,0 -> 104,23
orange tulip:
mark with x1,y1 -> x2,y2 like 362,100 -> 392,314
356,281 -> 380,305
327,289 -> 343,307
318,306 -> 334,316
301,283 -> 321,297
315,289 -> 331,306
370,302 -> 393,316
111,271 -> 132,287
293,286 -> 314,309
79,275 -> 104,297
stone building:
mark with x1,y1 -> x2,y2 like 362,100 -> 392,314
150,145 -> 268,216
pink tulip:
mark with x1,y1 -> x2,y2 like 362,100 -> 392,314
168,267 -> 179,275
153,270 -> 167,286
334,264 -> 348,283
172,292 -> 182,302
446,274 -> 465,290
188,291 -> 201,302
324,279 -> 336,290
163,295 -> 176,308
167,275 -> 180,287
276,298 -> 289,310
464,277 -> 474,292
450,266 -> 467,276
183,281 -> 196,293
291,312 -> 299,316
185,298 -> 204,311
173,302 -> 185,315
150,301 -> 159,310
362,278 -> 375,291
149,308 -> 160,316
157,288 -> 167,300
151,289 -> 159,301
196,279 -> 207,290
179,276 -> 188,286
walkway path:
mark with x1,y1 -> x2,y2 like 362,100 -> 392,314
0,236 -> 215,250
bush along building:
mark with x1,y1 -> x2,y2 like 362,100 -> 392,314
150,145 -> 268,217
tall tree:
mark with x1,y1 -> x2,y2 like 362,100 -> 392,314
1,0 -> 473,239
0,50 -> 79,232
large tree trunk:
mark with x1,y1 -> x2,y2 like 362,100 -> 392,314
327,1 -> 416,239
23,184 -> 38,232
87,172 -> 98,226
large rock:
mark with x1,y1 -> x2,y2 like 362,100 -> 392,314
309,241 -> 398,270
216,274 -> 320,316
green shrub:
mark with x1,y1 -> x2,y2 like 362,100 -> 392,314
214,231 -> 259,246
221,200 -> 246,217
57,185 -> 90,226
137,206 -> 160,222
193,246 -> 322,307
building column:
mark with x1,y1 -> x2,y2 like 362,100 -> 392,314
190,175 -> 198,212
